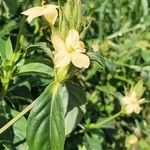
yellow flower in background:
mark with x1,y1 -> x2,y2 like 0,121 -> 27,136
126,134 -> 138,150
92,42 -> 99,52
21,5 -> 58,24
128,135 -> 138,145
52,29 -> 90,68
122,91 -> 145,114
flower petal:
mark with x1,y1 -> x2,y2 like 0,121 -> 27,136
54,51 -> 71,68
73,41 -> 86,53
66,29 -> 80,48
122,96 -> 130,105
51,35 -> 66,52
125,104 -> 134,114
133,104 -> 141,114
138,98 -> 145,104
21,7 -> 44,23
43,5 -> 58,24
92,42 -> 99,52
71,53 -> 90,68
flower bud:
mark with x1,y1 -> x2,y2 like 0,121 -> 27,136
64,0 -> 73,23
60,14 -> 70,39
63,0 -> 82,31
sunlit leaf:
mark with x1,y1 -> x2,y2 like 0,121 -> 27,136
17,62 -> 53,77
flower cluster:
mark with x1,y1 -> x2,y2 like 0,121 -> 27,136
22,2 -> 90,69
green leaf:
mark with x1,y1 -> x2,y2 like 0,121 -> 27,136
17,62 -> 54,77
27,81 -> 87,149
50,85 -> 65,150
85,132 -> 104,150
27,43 -> 53,59
10,109 -> 29,150
0,37 -> 13,60
141,50 -> 150,63
142,0 -> 149,16
0,20 -> 18,37
60,82 -> 87,135
142,66 -> 150,72
2,0 -> 19,16
0,101 -> 28,150
0,101 -> 13,149
27,83 -> 65,150
87,52 -> 106,70
27,85 -> 52,150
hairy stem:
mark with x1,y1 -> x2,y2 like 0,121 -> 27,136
0,100 -> 36,134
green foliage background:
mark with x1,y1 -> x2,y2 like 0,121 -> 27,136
0,0 -> 150,149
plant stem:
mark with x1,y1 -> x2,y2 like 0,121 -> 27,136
74,110 -> 124,135
88,110 -> 123,129
14,16 -> 25,52
106,23 -> 147,40
0,0 -> 31,99
14,0 -> 30,52
0,100 -> 36,134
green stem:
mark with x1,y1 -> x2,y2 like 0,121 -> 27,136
14,0 -> 30,52
14,16 -> 25,52
0,81 -> 62,134
0,100 -> 36,134
0,0 -> 31,99
106,23 -> 147,40
88,110 -> 123,129
1,70 -> 12,98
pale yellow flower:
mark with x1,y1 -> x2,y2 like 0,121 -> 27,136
21,5 -> 58,24
92,42 -> 99,52
52,29 -> 90,68
122,91 -> 145,114
126,134 -> 138,150
128,135 -> 138,145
